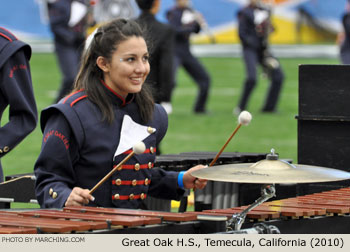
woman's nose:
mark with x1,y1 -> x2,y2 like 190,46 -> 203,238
135,60 -> 148,73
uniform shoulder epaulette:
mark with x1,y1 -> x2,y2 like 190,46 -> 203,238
61,90 -> 88,107
0,27 -> 18,42
41,90 -> 87,148
0,27 -> 31,68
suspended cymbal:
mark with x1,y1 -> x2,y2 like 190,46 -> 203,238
191,159 -> 350,184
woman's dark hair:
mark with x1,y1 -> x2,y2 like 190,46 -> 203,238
136,0 -> 155,10
74,18 -> 154,123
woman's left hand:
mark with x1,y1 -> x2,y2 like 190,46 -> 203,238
183,165 -> 208,190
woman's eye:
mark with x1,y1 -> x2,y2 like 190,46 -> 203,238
143,55 -> 149,62
126,57 -> 135,62
121,56 -> 149,63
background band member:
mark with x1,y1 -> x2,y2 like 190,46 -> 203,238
340,0 -> 350,64
135,0 -> 176,154
34,18 -> 207,209
235,0 -> 284,114
166,0 -> 211,114
47,0 -> 92,102
0,27 -> 38,182
135,0 -> 175,115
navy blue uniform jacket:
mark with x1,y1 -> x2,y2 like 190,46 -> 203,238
34,82 -> 184,209
238,6 -> 264,51
0,27 -> 37,181
47,0 -> 87,46
166,6 -> 201,51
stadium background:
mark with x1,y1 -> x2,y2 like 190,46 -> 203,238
0,0 -> 347,45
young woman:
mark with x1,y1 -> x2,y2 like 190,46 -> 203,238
34,18 -> 207,209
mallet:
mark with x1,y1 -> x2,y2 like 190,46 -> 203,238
89,142 -> 146,194
209,111 -> 252,167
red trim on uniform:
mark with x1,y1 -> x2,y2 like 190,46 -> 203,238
123,148 -> 155,155
119,164 -> 153,170
62,89 -> 84,104
0,27 -> 18,42
70,95 -> 87,107
100,79 -> 126,105
112,194 -> 147,200
0,32 -> 12,42
112,179 -> 150,185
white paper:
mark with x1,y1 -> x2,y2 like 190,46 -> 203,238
113,115 -> 156,159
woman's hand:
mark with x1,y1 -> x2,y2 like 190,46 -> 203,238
65,187 -> 95,206
183,165 -> 208,190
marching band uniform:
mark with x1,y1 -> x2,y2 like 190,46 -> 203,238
34,82 -> 185,209
236,3 -> 284,113
166,4 -> 210,113
0,27 -> 38,182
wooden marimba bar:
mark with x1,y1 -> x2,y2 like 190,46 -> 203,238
202,187 -> 350,234
0,206 -> 226,234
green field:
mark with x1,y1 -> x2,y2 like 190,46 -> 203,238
1,53 -> 339,179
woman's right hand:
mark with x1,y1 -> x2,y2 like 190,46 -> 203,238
65,187 -> 95,206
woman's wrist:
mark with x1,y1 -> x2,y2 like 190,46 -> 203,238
177,171 -> 186,189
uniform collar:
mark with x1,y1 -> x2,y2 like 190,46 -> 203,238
100,79 -> 134,106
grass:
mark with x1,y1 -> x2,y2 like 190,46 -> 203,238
2,54 -> 339,179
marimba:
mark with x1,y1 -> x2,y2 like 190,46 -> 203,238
0,206 -> 226,234
1,187 -> 349,234
204,187 -> 350,234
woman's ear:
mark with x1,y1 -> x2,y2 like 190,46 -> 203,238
96,56 -> 109,72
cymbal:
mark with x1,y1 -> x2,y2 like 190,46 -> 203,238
191,159 -> 350,184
